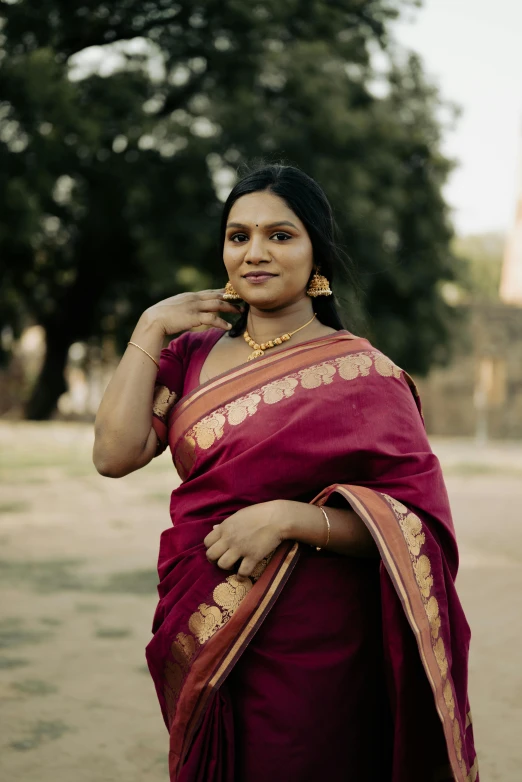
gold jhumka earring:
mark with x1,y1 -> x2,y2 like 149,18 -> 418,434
306,269 -> 332,297
222,281 -> 242,300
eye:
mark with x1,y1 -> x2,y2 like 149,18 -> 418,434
230,233 -> 248,243
271,232 -> 291,241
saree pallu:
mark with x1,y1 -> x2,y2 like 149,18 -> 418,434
145,331 -> 479,782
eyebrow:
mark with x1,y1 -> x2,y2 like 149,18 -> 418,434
226,220 -> 299,230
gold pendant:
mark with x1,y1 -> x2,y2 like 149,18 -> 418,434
247,349 -> 265,360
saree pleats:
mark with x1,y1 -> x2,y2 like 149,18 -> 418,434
145,331 -> 479,782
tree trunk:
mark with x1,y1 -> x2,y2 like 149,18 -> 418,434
25,327 -> 71,420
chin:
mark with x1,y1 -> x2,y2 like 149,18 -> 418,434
242,294 -> 280,309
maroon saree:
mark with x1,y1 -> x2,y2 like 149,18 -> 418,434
146,328 -> 479,782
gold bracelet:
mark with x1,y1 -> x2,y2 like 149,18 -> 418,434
316,506 -> 331,551
127,341 -> 160,369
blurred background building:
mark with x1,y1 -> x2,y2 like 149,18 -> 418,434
416,140 -> 522,439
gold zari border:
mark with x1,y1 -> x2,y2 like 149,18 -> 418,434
163,553 -> 274,721
174,351 -> 402,476
153,384 -> 177,422
381,494 -> 478,782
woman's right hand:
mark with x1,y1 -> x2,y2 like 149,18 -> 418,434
140,288 -> 243,336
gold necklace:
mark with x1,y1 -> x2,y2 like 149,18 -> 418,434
243,313 -> 317,360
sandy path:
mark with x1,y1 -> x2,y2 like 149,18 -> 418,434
0,424 -> 520,781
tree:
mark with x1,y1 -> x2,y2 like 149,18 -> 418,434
452,233 -> 504,302
0,0 -> 459,418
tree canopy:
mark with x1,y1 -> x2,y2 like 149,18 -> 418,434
0,0 -> 460,418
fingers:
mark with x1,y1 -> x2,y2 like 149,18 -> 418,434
206,535 -> 242,572
203,526 -> 221,548
198,311 -> 233,331
201,298 -> 243,313
206,538 -> 228,562
196,296 -> 244,331
217,550 -> 241,571
199,288 -> 227,299
237,557 -> 258,579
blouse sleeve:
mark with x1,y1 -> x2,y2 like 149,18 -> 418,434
151,332 -> 190,456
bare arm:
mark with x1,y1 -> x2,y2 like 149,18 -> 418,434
204,499 -> 378,579
93,315 -> 165,477
279,500 -> 378,558
93,289 -> 241,478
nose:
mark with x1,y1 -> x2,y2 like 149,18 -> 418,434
244,233 -> 270,264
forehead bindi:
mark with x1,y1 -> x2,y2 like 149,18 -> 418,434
227,192 -> 301,231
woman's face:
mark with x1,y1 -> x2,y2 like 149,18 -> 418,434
223,190 -> 314,310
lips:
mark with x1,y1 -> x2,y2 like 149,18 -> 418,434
243,273 -> 278,279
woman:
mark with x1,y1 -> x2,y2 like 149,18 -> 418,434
93,164 -> 478,782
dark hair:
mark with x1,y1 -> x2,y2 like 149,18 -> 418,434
220,161 -> 360,337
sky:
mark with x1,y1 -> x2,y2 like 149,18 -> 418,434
393,0 -> 522,236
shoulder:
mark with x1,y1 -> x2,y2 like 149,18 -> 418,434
335,340 -> 422,417
165,327 -> 222,360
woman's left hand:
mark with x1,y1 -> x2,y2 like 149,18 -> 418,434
203,500 -> 286,579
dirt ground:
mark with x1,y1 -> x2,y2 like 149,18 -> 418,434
0,423 -> 521,781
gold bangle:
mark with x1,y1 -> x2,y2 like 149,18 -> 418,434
316,506 -> 331,551
127,341 -> 160,369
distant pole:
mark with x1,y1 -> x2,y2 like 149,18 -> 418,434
499,123 -> 522,304
473,387 -> 488,446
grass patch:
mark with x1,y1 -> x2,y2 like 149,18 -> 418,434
445,462 -> 522,477
145,492 -> 172,503
0,558 -> 157,595
65,465 -> 97,478
109,519 -> 130,529
75,602 -> 103,613
0,558 -> 88,592
0,501 -> 30,514
0,656 -> 30,669
0,618 -> 51,649
98,568 -> 158,595
9,719 -> 72,751
39,617 -> 62,626
95,627 -> 132,639
11,678 -> 58,695
0,474 -> 48,486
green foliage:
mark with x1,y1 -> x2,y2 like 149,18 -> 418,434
0,0 -> 457,416
452,232 -> 504,302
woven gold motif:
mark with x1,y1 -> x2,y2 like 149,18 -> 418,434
426,595 -> 441,639
299,362 -> 336,389
213,574 -> 253,612
261,377 -> 299,404
192,412 -> 226,449
336,353 -> 373,380
152,385 -> 177,421
171,632 -> 196,668
175,435 -> 196,479
443,680 -> 456,720
225,393 -> 261,426
400,513 -> 426,556
413,554 -> 434,598
452,718 -> 463,760
434,636 -> 449,677
250,553 -> 274,580
188,603 -> 225,644
386,495 -> 408,516
374,354 -> 402,378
